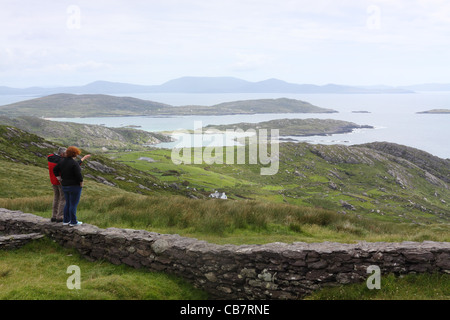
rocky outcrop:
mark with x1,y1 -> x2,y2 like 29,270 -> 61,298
310,144 -> 387,165
0,116 -> 173,150
86,160 -> 116,173
1,208 -> 449,300
360,142 -> 450,185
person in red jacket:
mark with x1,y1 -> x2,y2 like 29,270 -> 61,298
48,147 -> 67,222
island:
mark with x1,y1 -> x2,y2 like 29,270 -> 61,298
417,109 -> 450,114
202,118 -> 374,137
0,94 -> 337,118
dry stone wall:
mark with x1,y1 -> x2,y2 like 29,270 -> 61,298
1,208 -> 449,299
0,232 -> 44,250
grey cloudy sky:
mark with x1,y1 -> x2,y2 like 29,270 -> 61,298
1,0 -> 450,87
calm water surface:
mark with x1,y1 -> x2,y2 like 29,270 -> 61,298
1,92 -> 449,158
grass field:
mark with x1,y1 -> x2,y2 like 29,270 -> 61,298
306,272 -> 449,300
0,237 -> 207,300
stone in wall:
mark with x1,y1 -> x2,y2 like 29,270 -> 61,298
0,233 -> 44,250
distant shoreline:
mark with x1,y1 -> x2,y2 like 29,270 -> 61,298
202,118 -> 374,137
417,109 -> 450,114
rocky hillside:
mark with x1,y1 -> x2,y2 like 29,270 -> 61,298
273,142 -> 450,223
0,125 -> 189,196
0,116 -> 172,151
358,142 -> 450,184
110,138 -> 450,225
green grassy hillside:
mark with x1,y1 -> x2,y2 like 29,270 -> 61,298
112,143 -> 450,227
1,124 -> 449,300
1,124 -> 448,240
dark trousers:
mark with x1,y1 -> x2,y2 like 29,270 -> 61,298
52,185 -> 65,221
62,185 -> 82,224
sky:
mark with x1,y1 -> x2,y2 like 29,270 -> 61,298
1,0 -> 450,88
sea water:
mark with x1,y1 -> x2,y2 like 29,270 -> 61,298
1,92 -> 449,158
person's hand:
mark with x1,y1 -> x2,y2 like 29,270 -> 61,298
81,154 -> 91,162
80,182 -> 84,187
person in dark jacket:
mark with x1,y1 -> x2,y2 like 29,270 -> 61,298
48,147 -> 67,222
53,146 -> 90,226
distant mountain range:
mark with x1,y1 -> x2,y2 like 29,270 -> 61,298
2,77 -> 448,96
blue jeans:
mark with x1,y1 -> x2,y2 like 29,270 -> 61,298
62,185 -> 82,224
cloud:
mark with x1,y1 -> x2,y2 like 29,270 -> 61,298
1,0 -> 449,86
230,53 -> 273,71
54,61 -> 112,72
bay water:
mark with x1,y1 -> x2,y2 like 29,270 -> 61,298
1,92 -> 449,159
